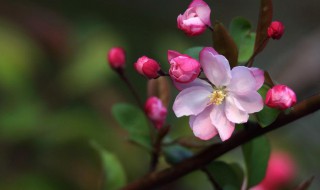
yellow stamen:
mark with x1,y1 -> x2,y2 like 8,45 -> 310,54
209,89 -> 226,105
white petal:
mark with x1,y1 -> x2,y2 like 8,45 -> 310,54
232,91 -> 264,113
173,86 -> 211,117
225,96 -> 249,123
195,5 -> 211,26
173,78 -> 212,91
200,48 -> 231,87
210,105 -> 235,141
228,66 -> 256,95
248,67 -> 264,90
189,106 -> 218,140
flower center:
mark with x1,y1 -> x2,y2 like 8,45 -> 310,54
209,89 -> 227,105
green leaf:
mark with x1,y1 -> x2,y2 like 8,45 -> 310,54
205,161 -> 244,189
229,17 -> 256,63
163,145 -> 193,165
112,103 -> 152,150
242,136 -> 271,187
256,85 -> 281,127
212,22 -> 239,67
230,17 -> 252,45
91,141 -> 126,190
184,46 -> 203,60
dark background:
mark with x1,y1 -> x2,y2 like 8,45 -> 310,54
0,0 -> 319,189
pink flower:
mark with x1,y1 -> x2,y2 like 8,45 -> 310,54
172,47 -> 264,141
265,85 -> 297,110
145,96 -> 167,129
168,50 -> 201,83
177,0 -> 211,36
134,56 -> 160,79
251,152 -> 295,190
267,21 -> 285,40
107,47 -> 125,69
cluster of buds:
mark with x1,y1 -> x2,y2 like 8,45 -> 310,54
106,0 -> 295,135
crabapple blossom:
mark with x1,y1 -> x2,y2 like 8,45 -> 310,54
177,0 -> 211,36
134,56 -> 160,79
172,47 -> 264,141
145,96 -> 167,129
267,21 -> 285,40
265,84 -> 297,110
107,47 -> 125,69
168,50 -> 201,83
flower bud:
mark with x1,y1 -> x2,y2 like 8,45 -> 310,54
251,152 -> 295,190
145,96 -> 167,129
267,21 -> 285,40
107,47 -> 125,69
265,85 -> 297,110
134,56 -> 160,79
177,0 -> 211,36
168,50 -> 201,83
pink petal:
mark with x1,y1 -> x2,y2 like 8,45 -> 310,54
168,50 -> 182,62
195,5 -> 211,26
227,66 -> 256,95
189,106 -> 218,140
249,67 -> 264,90
189,0 -> 207,8
200,47 -> 231,87
173,78 -> 212,91
225,96 -> 249,123
210,105 -> 235,141
173,86 -> 211,117
231,91 -> 264,113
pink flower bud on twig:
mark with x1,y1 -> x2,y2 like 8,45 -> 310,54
168,50 -> 201,83
177,0 -> 211,36
134,56 -> 161,79
145,97 -> 167,130
107,47 -> 126,70
265,84 -> 297,110
267,21 -> 285,40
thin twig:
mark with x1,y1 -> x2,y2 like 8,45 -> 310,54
122,93 -> 320,190
202,167 -> 223,190
150,125 -> 170,172
117,70 -> 144,109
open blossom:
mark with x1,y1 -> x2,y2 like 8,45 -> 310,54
107,47 -> 125,69
134,56 -> 160,79
177,0 -> 211,36
265,85 -> 297,110
173,47 -> 264,141
251,152 -> 295,190
168,50 -> 201,83
145,97 -> 167,129
267,21 -> 285,40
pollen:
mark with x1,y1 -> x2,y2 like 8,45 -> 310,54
209,89 -> 226,105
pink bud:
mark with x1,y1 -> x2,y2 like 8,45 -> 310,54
267,21 -> 285,40
107,47 -> 125,69
265,85 -> 297,110
177,0 -> 211,36
251,152 -> 295,190
134,56 -> 160,79
168,50 -> 201,83
145,96 -> 167,129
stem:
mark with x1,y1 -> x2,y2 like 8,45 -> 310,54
122,93 -> 320,190
246,37 -> 269,67
150,126 -> 170,172
202,167 -> 223,190
207,25 -> 214,32
117,70 -> 144,109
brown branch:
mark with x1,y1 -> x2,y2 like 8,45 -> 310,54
122,93 -> 320,190
150,125 -> 170,172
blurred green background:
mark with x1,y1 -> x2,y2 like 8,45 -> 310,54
0,0 -> 319,189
